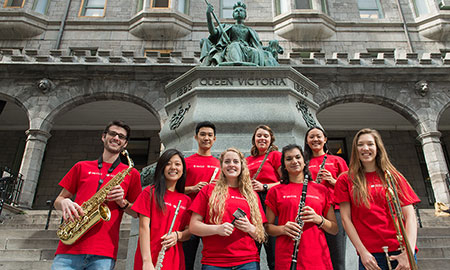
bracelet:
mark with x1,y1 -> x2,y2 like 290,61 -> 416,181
317,215 -> 325,228
175,231 -> 179,241
118,200 -> 129,210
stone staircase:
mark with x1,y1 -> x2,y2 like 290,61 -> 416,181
0,208 -> 449,270
0,208 -> 131,270
416,209 -> 450,269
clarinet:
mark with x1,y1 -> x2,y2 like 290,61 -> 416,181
290,174 -> 310,270
316,154 -> 327,184
155,200 -> 182,270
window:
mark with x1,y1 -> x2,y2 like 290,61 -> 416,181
79,0 -> 106,17
4,0 -> 25,8
152,0 -> 169,8
145,49 -> 172,57
358,0 -> 383,19
177,0 -> 189,14
412,0 -> 430,16
296,0 -> 311,9
275,0 -> 289,15
32,0 -> 50,14
222,0 -> 238,18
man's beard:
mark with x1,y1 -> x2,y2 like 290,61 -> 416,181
104,140 -> 123,154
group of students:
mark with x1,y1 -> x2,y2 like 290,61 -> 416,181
51,120 -> 419,270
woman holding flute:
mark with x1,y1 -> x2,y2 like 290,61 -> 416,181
132,149 -> 191,270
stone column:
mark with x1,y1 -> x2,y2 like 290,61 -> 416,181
18,129 -> 52,208
417,131 -> 450,204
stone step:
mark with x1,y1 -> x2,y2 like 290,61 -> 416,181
417,258 -> 450,269
419,246 -> 450,258
418,227 -> 450,237
418,209 -> 450,227
417,236 -> 450,248
0,259 -> 126,270
0,222 -> 132,230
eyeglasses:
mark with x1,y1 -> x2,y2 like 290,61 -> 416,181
106,130 -> 127,140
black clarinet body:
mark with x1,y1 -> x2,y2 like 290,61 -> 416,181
289,174 -> 310,270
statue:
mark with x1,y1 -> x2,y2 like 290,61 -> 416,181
200,1 -> 283,66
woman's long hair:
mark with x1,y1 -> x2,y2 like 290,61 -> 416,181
208,148 -> 266,243
349,128 -> 415,207
250,125 -> 278,156
280,144 -> 312,184
152,149 -> 186,211
303,126 -> 328,161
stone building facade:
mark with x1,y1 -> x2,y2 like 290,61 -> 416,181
0,0 -> 449,209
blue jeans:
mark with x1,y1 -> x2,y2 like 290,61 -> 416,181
202,261 -> 260,270
52,254 -> 115,270
358,251 -> 417,270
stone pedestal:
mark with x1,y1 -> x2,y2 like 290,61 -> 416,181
160,66 -> 320,155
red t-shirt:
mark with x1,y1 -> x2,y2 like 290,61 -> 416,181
334,171 -> 420,253
189,184 -> 267,267
246,151 -> 282,184
55,160 -> 142,259
132,186 -> 191,270
185,153 -> 220,200
308,154 -> 348,208
265,182 -> 333,270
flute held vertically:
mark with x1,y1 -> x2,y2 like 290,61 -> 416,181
155,200 -> 182,270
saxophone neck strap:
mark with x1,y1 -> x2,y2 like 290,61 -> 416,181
96,155 -> 122,191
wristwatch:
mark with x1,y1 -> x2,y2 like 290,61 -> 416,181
263,184 -> 268,192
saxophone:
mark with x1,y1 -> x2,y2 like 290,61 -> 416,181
56,150 -> 134,245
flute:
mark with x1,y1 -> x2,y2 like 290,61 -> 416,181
290,174 -> 310,270
209,167 -> 219,183
155,200 -> 182,270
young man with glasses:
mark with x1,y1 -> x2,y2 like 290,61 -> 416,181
52,120 -> 142,270
183,121 -> 220,270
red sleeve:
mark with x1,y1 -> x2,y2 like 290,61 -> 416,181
265,187 -> 278,216
396,174 -> 421,206
131,186 -> 152,218
125,168 -> 142,203
335,156 -> 349,178
270,151 -> 282,171
334,173 -> 351,204
189,184 -> 210,217
59,162 -> 82,195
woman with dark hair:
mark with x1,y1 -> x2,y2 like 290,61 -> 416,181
335,128 -> 420,270
190,148 -> 266,270
265,144 -> 338,270
132,149 -> 192,270
304,126 -> 348,270
246,125 -> 282,270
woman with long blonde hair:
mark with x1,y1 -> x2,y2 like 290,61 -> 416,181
189,148 -> 266,270
335,128 -> 420,270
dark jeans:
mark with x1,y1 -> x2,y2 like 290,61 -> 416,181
202,261 -> 260,270
257,191 -> 275,270
183,234 -> 201,270
325,209 -> 346,270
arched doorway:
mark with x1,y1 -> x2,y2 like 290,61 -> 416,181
32,100 -> 161,209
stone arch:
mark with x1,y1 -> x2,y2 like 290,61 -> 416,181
42,92 -> 162,132
0,92 -> 31,128
436,100 -> 450,128
317,94 -> 421,129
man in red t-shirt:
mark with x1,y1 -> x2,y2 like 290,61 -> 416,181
183,121 -> 220,270
52,120 -> 142,270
